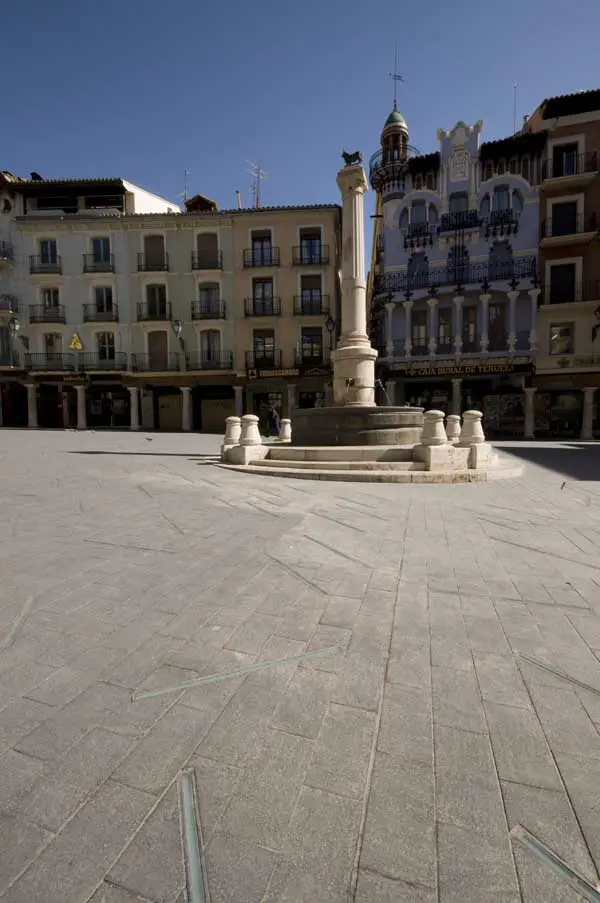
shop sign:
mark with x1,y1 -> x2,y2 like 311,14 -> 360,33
393,355 -> 532,378
247,368 -> 299,380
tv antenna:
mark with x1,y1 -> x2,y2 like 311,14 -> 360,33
389,44 -> 404,111
246,160 -> 268,208
181,168 -> 191,202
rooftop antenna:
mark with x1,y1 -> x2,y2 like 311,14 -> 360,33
513,82 -> 517,134
389,44 -> 404,111
181,168 -> 191,202
246,160 -> 268,208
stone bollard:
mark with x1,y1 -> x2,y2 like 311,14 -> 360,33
223,416 -> 241,447
279,418 -> 292,442
458,410 -> 485,445
446,414 -> 461,444
420,410 -> 448,446
239,414 -> 262,446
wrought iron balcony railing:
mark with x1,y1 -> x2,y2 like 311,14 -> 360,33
373,256 -> 537,295
137,301 -> 172,321
191,251 -> 223,270
292,245 -> 329,265
0,350 -> 20,367
131,352 -> 180,371
439,210 -> 481,232
485,209 -> 520,238
185,351 -> 233,370
245,349 -> 283,370
368,146 -> 421,191
0,241 -> 13,262
243,247 -> 280,267
0,294 -> 18,313
80,352 -> 128,370
83,253 -> 114,273
543,279 -> 600,305
244,297 -> 281,316
190,299 -> 226,319
541,150 -> 599,181
137,252 -> 169,272
402,223 -> 437,249
29,304 -> 66,323
294,347 -> 331,367
542,212 -> 599,239
293,294 -> 330,315
30,255 -> 62,274
83,303 -> 119,322
25,352 -> 76,371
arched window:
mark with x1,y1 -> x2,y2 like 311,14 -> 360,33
407,252 -> 429,288
509,157 -> 518,174
399,207 -> 409,231
425,172 -> 435,191
512,191 -> 523,216
488,241 -> 513,280
428,205 -> 438,226
479,194 -> 490,219
413,174 -> 423,190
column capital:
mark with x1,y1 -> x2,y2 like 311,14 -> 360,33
453,295 -> 464,305
385,301 -> 396,312
427,296 -> 438,308
507,290 -> 520,302
403,299 -> 414,310
180,385 -> 192,394
524,386 -> 537,395
128,385 -> 138,394
583,386 -> 597,395
528,288 -> 541,300
479,292 -> 492,304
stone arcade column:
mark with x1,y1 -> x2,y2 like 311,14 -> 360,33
332,164 -> 377,405
27,384 -> 37,429
524,387 -> 536,439
403,300 -> 413,357
453,295 -> 463,355
75,385 -> 87,430
128,387 -> 140,431
181,386 -> 192,432
286,384 -> 296,418
528,289 -> 541,352
451,379 -> 462,416
581,387 -> 596,440
427,297 -> 438,356
385,302 -> 395,357
234,385 -> 244,417
479,293 -> 491,353
507,291 -> 519,352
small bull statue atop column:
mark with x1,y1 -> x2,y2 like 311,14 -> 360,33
341,150 -> 362,167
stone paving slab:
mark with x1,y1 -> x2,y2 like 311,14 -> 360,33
0,430 -> 599,901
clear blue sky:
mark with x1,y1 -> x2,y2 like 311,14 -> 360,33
3,0 -> 600,238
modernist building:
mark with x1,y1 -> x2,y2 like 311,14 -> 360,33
369,106 -> 544,438
0,172 -> 340,431
524,89 -> 600,439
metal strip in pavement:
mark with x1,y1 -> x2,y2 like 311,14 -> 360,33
131,646 -> 338,701
1,596 -> 34,648
180,770 -> 210,903
511,825 -> 600,901
518,653 -> 600,698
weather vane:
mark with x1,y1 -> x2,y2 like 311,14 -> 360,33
389,44 -> 404,111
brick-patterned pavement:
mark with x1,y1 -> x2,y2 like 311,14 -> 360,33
0,429 -> 599,902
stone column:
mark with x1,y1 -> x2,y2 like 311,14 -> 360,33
524,387 -> 536,439
581,387 -> 596,440
181,386 -> 192,431
507,291 -> 519,352
403,300 -> 413,357
27,384 -> 37,429
385,302 -> 395,357
384,380 -> 396,405
234,385 -> 244,417
332,164 -> 377,405
528,289 -> 540,351
427,297 -> 438,356
451,378 -> 462,415
128,386 -> 140,431
479,293 -> 491,353
75,385 -> 87,430
286,383 -> 296,418
453,295 -> 463,355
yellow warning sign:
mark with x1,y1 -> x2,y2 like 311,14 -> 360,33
68,333 -> 83,351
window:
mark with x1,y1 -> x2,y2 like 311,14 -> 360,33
437,309 -> 453,352
407,252 -> 429,287
299,229 -> 321,263
488,304 -> 507,351
550,323 -> 574,355
497,159 -> 506,175
549,263 -> 576,304
94,286 -> 113,312
147,330 -> 168,368
428,205 -> 438,226
196,233 -> 219,268
146,284 -> 167,315
425,173 -> 435,191
488,242 -> 513,280
482,161 -> 493,181
251,230 -> 273,265
143,234 -> 165,266
301,326 -> 323,362
512,192 -> 523,216
91,237 -> 110,262
550,201 -> 577,237
462,306 -> 477,352
253,329 -> 275,362
449,193 -> 468,214
411,310 -> 428,355
509,157 -> 518,174
252,278 -> 274,313
413,174 -> 423,190
300,274 -> 322,313
42,287 -> 59,308
39,239 -> 57,264
479,195 -> 490,219
97,331 -> 115,360
399,208 -> 409,231
411,201 -> 427,227
44,333 -> 61,355
200,329 -> 221,362
198,282 -> 219,304
492,186 -> 510,212
521,157 -> 530,181
552,142 -> 578,178
448,246 -> 469,281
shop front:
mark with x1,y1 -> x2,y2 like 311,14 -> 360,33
533,372 -> 600,438
0,380 -> 27,428
245,364 -> 331,435
86,379 -> 130,429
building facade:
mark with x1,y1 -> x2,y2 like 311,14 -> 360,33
0,172 -> 340,431
370,107 -> 543,438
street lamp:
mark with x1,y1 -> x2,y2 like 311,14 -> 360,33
171,319 -> 185,351
325,315 -> 336,351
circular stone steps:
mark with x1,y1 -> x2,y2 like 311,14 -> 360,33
250,458 -> 425,471
218,461 -> 524,483
267,445 -> 415,463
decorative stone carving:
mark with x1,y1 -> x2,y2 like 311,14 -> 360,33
420,410 -> 448,446
446,414 -> 461,444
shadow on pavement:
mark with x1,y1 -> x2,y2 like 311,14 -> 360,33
496,442 -> 600,482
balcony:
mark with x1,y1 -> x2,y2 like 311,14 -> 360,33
137,252 -> 169,272
368,146 -> 421,192
191,251 -> 222,270
293,295 -> 330,315
245,350 -> 283,370
543,279 -> 600,305
0,349 -> 20,368
29,304 -> 66,324
485,209 -> 519,239
541,151 -> 599,185
137,301 -> 172,321
30,255 -> 62,274
439,211 -> 481,233
541,213 -> 599,246
243,248 -> 280,267
402,223 -> 437,249
80,352 -> 128,371
185,351 -> 233,371
25,353 -> 76,371
294,347 -> 331,368
373,256 -> 537,295
0,294 -> 19,314
83,253 -> 114,273
83,303 -> 119,323
244,297 -> 281,317
292,245 -> 329,265
131,352 -> 180,372
191,299 -> 226,320
0,241 -> 13,264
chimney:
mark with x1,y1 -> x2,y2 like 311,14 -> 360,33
236,190 -> 241,209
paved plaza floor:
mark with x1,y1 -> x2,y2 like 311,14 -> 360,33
0,430 -> 600,902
